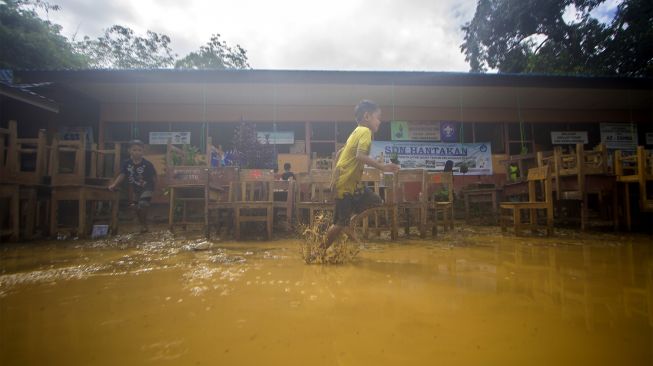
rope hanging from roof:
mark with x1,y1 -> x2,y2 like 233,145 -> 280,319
516,91 -> 527,155
133,87 -> 139,140
272,84 -> 278,157
459,88 -> 464,143
201,83 -> 206,150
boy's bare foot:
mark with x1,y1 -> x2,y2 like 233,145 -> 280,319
305,246 -> 326,264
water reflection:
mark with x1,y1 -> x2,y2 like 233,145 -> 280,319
1,227 -> 652,365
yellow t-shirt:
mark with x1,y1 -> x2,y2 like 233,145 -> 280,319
333,126 -> 372,199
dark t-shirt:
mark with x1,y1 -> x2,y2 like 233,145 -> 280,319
120,158 -> 157,192
281,171 -> 296,181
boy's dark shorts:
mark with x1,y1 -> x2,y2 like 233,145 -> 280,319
333,188 -> 382,226
132,189 -> 152,209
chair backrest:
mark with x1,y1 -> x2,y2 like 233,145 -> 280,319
238,169 -> 275,202
526,165 -> 552,203
426,171 -> 453,203
302,169 -> 334,203
395,169 -> 427,203
644,148 -> 653,177
166,138 -> 213,187
0,122 -> 12,180
583,143 -> 608,175
49,134 -> 86,186
205,166 -> 237,202
614,146 -> 650,179
50,134 -> 121,186
90,142 -> 122,179
0,120 -> 48,185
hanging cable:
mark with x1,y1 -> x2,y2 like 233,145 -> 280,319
202,83 -> 207,151
273,84 -> 278,158
517,91 -> 527,155
459,88 -> 464,143
133,87 -> 139,140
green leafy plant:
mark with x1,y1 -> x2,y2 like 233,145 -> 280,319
390,151 -> 400,165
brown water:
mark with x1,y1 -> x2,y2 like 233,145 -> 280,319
1,227 -> 652,365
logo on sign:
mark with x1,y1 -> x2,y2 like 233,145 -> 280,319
440,122 -> 458,142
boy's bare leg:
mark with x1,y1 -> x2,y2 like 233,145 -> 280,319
136,207 -> 149,233
321,224 -> 344,251
341,226 -> 361,245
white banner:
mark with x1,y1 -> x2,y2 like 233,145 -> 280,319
371,141 -> 493,175
600,123 -> 638,150
149,131 -> 191,145
257,131 -> 294,144
551,131 -> 588,144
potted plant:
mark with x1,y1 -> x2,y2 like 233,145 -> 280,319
390,151 -> 400,165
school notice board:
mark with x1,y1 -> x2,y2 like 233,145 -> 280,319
371,141 -> 493,175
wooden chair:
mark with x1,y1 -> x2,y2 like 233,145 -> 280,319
538,143 -> 613,230
0,122 -> 19,241
543,146 -> 588,229
614,146 -> 653,230
0,120 -> 51,240
395,169 -> 428,238
234,169 -> 275,240
273,179 -> 295,231
49,135 -> 121,238
359,168 -> 398,240
0,183 -> 20,241
295,169 -> 334,226
0,120 -> 48,185
205,166 -> 238,239
427,172 -> 455,235
166,138 -> 219,232
500,165 -> 554,236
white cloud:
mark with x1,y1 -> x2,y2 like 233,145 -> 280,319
42,0 -> 478,71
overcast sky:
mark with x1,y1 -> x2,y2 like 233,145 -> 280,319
39,0 -> 477,71
39,0 -> 622,71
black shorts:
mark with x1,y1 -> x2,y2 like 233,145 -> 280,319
132,189 -> 153,209
333,188 -> 382,226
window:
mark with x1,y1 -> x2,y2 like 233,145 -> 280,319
311,122 -> 335,141
104,122 -> 132,142
209,122 -> 239,151
475,122 -> 505,153
337,122 -> 358,143
460,122 -> 474,143
507,122 -> 534,155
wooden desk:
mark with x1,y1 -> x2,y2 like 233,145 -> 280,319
464,188 -> 501,223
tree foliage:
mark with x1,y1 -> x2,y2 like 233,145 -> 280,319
75,25 -> 176,69
232,122 -> 276,169
0,1 -> 251,70
461,0 -> 652,76
175,34 -> 250,70
0,0 -> 87,69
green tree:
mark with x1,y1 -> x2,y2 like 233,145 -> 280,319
461,0 -> 652,76
233,122 -> 276,169
175,34 -> 250,70
75,25 -> 176,69
0,0 -> 87,69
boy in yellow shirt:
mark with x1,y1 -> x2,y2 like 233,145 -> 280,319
320,100 -> 400,253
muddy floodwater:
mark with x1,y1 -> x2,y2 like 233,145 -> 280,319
1,227 -> 652,365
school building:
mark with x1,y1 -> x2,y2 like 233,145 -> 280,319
2,69 -> 652,184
